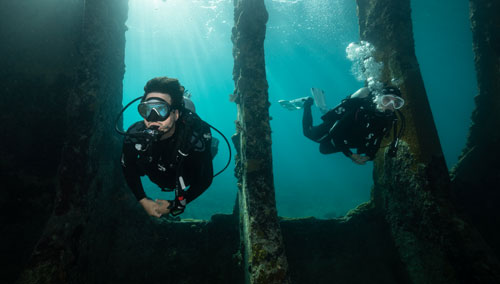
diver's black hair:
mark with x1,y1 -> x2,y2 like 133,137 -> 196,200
142,77 -> 185,109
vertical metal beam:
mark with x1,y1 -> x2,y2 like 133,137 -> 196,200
16,0 -> 128,283
451,0 -> 500,258
357,0 -> 445,166
462,0 -> 500,152
232,0 -> 290,283
356,0 -> 500,282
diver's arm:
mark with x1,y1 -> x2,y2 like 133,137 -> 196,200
328,111 -> 356,158
183,145 -> 214,204
328,98 -> 371,159
121,143 -> 147,201
122,150 -> 163,217
340,146 -> 354,158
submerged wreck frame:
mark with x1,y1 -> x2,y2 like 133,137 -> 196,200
1,0 -> 499,283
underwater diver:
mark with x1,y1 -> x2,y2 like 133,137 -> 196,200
120,77 -> 214,217
297,86 -> 405,165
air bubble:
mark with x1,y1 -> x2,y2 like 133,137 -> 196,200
346,41 -> 384,95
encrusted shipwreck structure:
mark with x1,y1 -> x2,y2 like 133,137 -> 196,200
231,0 -> 290,283
356,0 -> 500,282
451,0 -> 500,259
0,0 -> 499,283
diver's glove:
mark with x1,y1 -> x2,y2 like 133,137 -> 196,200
168,196 -> 186,216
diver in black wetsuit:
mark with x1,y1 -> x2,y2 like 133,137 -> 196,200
302,86 -> 405,165
121,77 -> 213,217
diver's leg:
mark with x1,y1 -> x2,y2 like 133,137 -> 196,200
302,98 -> 331,141
302,98 -> 314,137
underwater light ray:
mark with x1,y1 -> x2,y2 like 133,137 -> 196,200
176,4 -> 228,103
121,0 -> 237,219
123,1 -> 153,100
153,1 -> 235,166
183,28 -> 208,87
128,0 -> 201,84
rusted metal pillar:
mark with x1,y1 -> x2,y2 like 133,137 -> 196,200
231,0 -> 290,283
451,0 -> 500,257
16,0 -> 128,283
356,0 -> 500,282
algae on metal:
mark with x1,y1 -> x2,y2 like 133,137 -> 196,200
450,0 -> 500,258
232,0 -> 290,283
356,0 -> 500,282
16,0 -> 129,282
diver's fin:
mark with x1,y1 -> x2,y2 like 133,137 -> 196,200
310,87 -> 328,114
278,97 -> 309,111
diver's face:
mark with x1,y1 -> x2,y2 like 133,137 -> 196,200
143,92 -> 179,134
375,95 -> 404,113
377,103 -> 395,112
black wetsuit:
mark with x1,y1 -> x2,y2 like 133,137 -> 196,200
121,114 -> 213,204
303,95 -> 395,160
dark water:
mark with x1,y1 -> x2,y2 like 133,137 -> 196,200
122,0 -> 476,219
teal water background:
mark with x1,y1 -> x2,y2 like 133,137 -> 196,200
122,0 -> 476,219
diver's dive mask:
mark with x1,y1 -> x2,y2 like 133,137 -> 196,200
378,94 -> 405,110
138,97 -> 172,122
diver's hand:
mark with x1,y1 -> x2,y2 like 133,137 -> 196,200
350,154 -> 369,165
155,199 -> 171,216
139,198 -> 162,218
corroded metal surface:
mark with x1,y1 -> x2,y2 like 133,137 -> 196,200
356,0 -> 500,282
232,0 -> 290,283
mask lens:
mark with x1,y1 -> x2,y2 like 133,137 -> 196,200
380,95 -> 405,109
393,97 -> 404,109
156,104 -> 170,118
138,100 -> 171,121
381,95 -> 393,106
